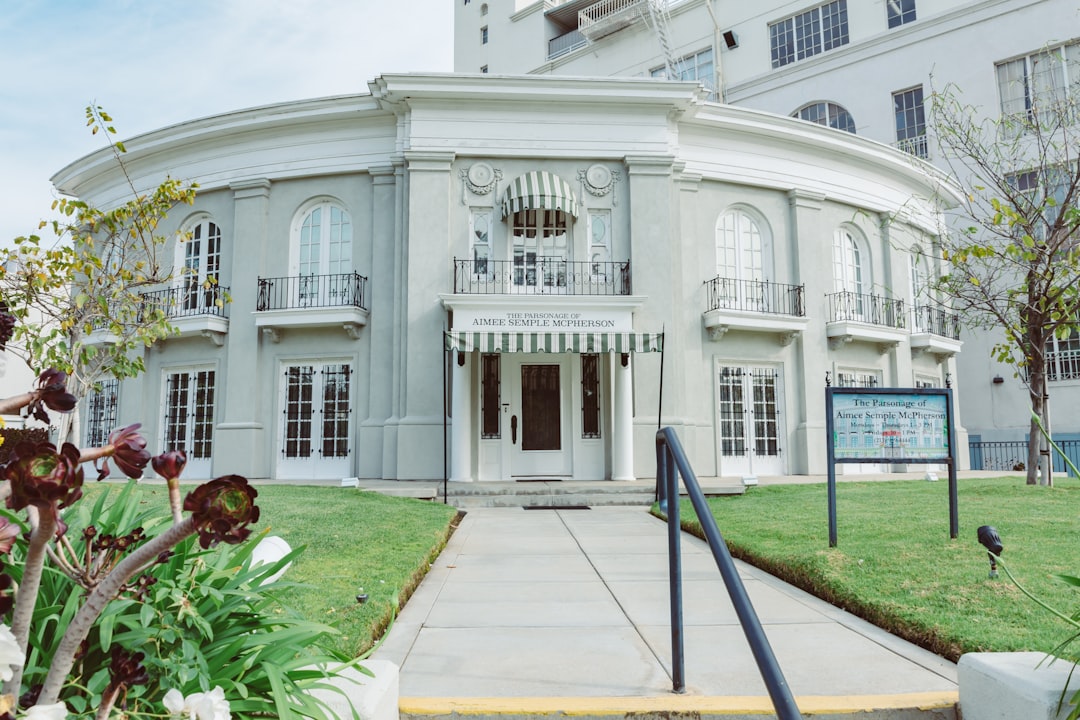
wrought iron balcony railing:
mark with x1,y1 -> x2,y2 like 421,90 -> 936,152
453,258 -> 631,295
827,291 -> 905,330
705,276 -> 805,316
894,134 -> 929,159
912,305 -> 960,339
256,272 -> 368,311
141,284 -> 230,319
548,29 -> 587,59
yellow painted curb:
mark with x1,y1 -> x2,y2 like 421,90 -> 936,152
399,691 -> 958,715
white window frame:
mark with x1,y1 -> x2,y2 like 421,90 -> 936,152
996,41 -> 1080,127
893,86 -> 928,159
650,47 -> 716,100
175,216 -> 223,313
792,101 -> 856,133
769,0 -> 848,69
887,0 -> 916,29
470,208 -> 494,277
84,377 -> 119,449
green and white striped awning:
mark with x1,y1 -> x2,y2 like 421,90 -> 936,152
500,171 -> 580,219
445,331 -> 663,354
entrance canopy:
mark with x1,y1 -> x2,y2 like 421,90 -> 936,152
445,330 -> 663,354
501,171 -> 580,219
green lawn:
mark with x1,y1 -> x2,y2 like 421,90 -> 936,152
88,483 -> 460,658
676,476 -> 1080,661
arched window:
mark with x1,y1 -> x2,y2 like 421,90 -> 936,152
715,209 -> 768,309
292,199 -> 353,303
176,217 -> 222,312
909,248 -> 931,331
832,227 -> 868,320
793,102 -> 856,133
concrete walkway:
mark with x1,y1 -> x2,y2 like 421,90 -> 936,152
372,506 -> 959,718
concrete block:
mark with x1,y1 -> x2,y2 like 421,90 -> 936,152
306,660 -> 399,720
959,652 -> 1080,720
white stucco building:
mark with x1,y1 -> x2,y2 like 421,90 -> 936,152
455,0 -> 1080,467
56,0 -> 1023,483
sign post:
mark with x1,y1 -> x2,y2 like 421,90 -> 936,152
825,387 -> 958,547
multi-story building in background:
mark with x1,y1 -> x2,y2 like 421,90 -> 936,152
455,0 -> 1079,471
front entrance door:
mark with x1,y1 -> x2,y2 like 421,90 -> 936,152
716,365 -> 783,476
276,361 -> 352,480
162,367 -> 216,479
508,356 -> 571,477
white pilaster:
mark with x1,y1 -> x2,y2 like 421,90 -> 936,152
450,351 -> 473,482
612,353 -> 634,481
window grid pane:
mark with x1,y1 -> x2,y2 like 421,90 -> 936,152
887,0 -> 916,28
581,354 -> 600,439
481,354 -> 501,438
321,364 -> 351,458
85,378 -> 119,449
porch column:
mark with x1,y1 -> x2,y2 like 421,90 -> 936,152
612,353 -> 634,481
450,350 -> 473,482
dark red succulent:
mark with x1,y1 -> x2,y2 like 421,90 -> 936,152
94,423 -> 150,480
0,573 -> 13,617
183,475 -> 260,549
3,441 -> 84,511
26,369 -> 77,424
151,450 -> 187,481
0,309 -> 15,350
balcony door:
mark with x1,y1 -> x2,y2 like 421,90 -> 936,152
510,209 -> 570,292
179,219 -> 221,313
716,365 -> 783,477
715,209 -> 767,310
277,361 -> 353,480
162,367 -> 216,479
293,201 -> 352,305
506,355 -> 571,477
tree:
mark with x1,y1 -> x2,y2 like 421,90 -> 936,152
0,106 -> 199,443
929,65 -> 1080,486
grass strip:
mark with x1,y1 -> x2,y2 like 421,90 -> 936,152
675,475 -> 1080,661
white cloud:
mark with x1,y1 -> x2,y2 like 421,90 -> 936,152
0,0 -> 453,245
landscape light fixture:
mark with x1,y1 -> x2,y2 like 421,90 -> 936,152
977,525 -> 1003,579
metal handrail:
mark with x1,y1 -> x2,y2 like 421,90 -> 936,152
656,427 -> 802,718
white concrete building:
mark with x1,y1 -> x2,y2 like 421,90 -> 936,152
456,0 -> 1080,467
54,4 -> 981,482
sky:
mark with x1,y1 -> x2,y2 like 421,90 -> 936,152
0,0 -> 455,246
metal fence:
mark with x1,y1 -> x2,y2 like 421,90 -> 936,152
705,276 -> 805,316
827,291 -> 905,329
453,258 -> 631,295
256,272 -> 368,311
969,439 -> 1080,476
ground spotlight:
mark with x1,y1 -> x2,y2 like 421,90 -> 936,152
977,525 -> 1003,579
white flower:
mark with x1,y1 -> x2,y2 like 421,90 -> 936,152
0,624 -> 22,683
163,687 -> 230,720
21,702 -> 68,720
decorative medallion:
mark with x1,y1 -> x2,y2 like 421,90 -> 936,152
579,164 -> 619,203
462,163 -> 501,195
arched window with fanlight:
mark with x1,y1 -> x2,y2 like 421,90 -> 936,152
291,199 -> 353,305
175,216 -> 223,313
714,208 -> 769,310
792,102 -> 856,133
832,227 -> 868,320
500,172 -> 580,293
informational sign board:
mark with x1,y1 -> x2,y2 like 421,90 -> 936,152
831,391 -> 949,462
825,387 -> 958,547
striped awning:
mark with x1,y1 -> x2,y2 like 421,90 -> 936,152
500,171 -> 580,219
445,331 -> 663,354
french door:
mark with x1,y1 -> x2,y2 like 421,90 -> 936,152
277,361 -> 352,480
162,367 -> 216,479
716,365 -> 783,476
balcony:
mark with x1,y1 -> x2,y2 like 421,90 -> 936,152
140,285 -> 230,345
894,135 -> 929,159
826,291 -> 907,351
453,259 -> 631,296
578,0 -> 644,40
910,305 -> 963,359
702,276 -> 808,344
255,272 -> 369,341
548,29 -> 588,59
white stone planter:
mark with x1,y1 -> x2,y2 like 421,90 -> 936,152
959,652 -> 1080,720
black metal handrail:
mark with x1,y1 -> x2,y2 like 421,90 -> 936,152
453,258 -> 631,295
705,276 -> 805,316
826,291 -> 905,330
256,272 -> 368,311
140,284 -> 230,319
655,427 -> 802,718
912,305 -> 961,340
